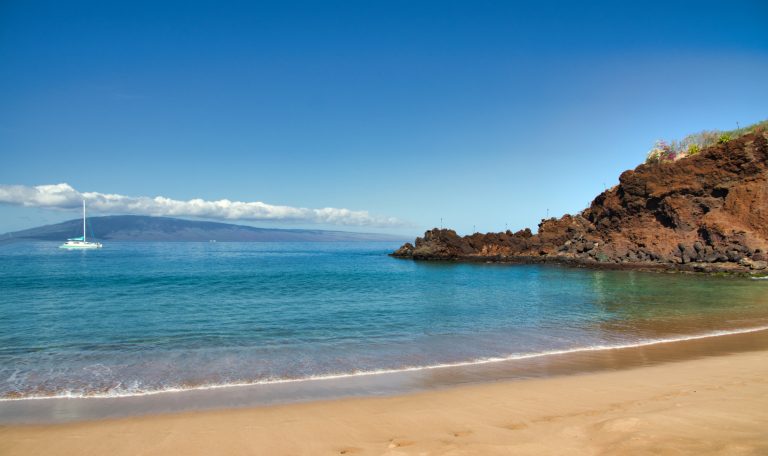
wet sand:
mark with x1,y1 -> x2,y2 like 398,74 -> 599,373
4,325 -> 768,424
2,333 -> 768,455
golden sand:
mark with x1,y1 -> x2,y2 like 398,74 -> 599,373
2,348 -> 767,455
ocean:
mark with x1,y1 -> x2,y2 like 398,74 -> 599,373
2,241 -> 768,405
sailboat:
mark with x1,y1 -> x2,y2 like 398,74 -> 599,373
59,200 -> 103,249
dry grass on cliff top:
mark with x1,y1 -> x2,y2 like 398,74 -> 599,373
645,119 -> 768,164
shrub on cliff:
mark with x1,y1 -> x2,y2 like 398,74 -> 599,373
718,133 -> 732,144
645,140 -> 673,163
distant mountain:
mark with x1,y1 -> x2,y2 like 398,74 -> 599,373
0,215 -> 408,243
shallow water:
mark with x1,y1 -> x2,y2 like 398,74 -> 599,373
1,241 -> 767,401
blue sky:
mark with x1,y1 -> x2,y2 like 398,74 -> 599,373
1,0 -> 767,235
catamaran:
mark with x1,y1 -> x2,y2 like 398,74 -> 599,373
59,200 -> 103,249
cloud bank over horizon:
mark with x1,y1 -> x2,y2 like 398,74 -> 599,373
0,183 -> 403,227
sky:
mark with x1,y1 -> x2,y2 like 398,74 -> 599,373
1,0 -> 767,236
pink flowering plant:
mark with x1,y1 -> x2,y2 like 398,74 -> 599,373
645,140 -> 677,163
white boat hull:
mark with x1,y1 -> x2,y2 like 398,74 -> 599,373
59,241 -> 102,249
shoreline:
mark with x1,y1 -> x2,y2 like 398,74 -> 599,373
3,325 -> 768,426
2,340 -> 767,455
3,323 -> 768,405
391,252 -> 768,276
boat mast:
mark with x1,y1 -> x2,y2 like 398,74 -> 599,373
83,200 -> 86,242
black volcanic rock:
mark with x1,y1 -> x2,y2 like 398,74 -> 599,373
1,215 -> 407,243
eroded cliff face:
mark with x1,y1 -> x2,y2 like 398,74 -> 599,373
392,132 -> 768,273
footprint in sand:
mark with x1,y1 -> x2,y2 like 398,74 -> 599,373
451,430 -> 473,438
503,422 -> 529,431
339,447 -> 362,454
599,417 -> 641,432
388,439 -> 415,449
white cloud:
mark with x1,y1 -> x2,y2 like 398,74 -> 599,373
0,183 -> 403,227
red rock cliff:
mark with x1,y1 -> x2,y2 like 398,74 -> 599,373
392,132 -> 768,273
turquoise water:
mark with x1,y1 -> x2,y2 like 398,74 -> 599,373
1,241 -> 768,400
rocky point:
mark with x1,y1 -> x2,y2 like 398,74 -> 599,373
392,131 -> 768,274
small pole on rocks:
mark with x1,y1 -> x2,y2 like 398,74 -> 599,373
546,208 -> 549,219
440,218 -> 442,230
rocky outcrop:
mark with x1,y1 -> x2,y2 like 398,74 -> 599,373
392,131 -> 768,274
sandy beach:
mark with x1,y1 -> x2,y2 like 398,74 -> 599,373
3,1 -> 766,455
2,347 -> 767,455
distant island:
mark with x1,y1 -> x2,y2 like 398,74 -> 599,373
1,215 -> 408,243
393,123 -> 768,274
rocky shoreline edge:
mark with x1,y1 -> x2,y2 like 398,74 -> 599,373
390,240 -> 764,275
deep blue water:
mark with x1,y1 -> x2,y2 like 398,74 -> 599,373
1,241 -> 767,399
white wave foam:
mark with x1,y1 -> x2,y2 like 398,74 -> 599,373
3,324 -> 768,402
